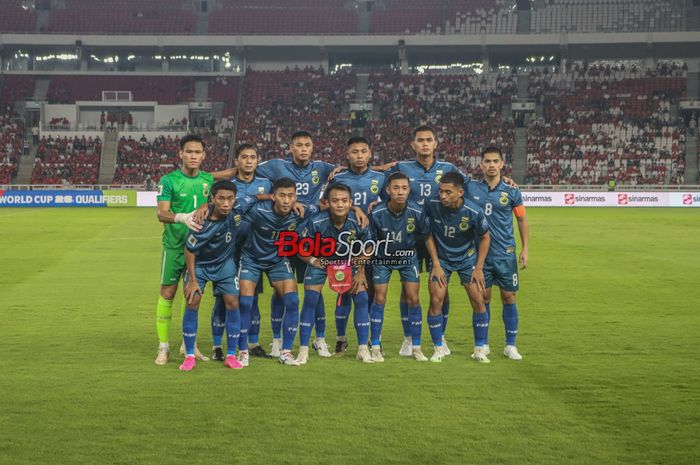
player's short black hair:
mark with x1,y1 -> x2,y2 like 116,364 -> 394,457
272,177 -> 296,193
324,182 -> 352,199
235,144 -> 256,158
413,125 -> 436,138
440,172 -> 465,188
210,180 -> 237,198
387,172 -> 409,185
347,136 -> 370,147
481,146 -> 503,160
180,134 -> 205,150
291,131 -> 313,141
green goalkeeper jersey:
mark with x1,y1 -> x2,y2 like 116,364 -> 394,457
157,169 -> 214,249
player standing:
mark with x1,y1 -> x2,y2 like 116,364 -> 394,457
237,177 -> 314,366
180,181 -> 256,371
466,147 -> 528,360
154,134 -> 213,365
296,183 -> 375,364
424,172 -> 492,363
387,125 -> 468,356
209,144 -> 273,361
254,131 -> 339,356
329,137 -> 385,354
369,172 -> 429,361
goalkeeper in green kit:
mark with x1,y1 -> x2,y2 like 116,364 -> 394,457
154,134 -> 217,365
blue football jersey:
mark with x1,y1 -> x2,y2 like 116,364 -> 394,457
185,196 -> 257,266
256,158 -> 335,206
369,201 -> 427,258
331,168 -> 386,214
231,175 -> 272,198
301,210 -> 372,262
466,179 -> 523,260
425,198 -> 489,263
241,200 -> 317,264
387,159 -> 468,203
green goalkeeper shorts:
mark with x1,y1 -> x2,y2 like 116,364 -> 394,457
160,247 -> 185,286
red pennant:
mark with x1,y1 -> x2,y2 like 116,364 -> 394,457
327,263 -> 352,295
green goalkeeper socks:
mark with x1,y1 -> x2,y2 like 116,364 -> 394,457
156,296 -> 174,344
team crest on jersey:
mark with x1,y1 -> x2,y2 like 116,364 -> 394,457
258,186 -> 265,193
459,216 -> 469,231
435,169 -> 443,183
187,235 -> 197,247
311,170 -> 320,185
370,179 -> 380,194
202,183 -> 210,196
234,214 -> 241,226
347,230 -> 356,242
506,246 -> 515,254
289,223 -> 297,231
467,247 -> 475,257
407,218 -> 416,233
499,192 -> 509,205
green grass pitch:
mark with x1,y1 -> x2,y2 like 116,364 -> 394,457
0,207 -> 698,465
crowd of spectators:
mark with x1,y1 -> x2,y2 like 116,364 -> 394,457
113,131 -> 230,185
365,70 -> 516,176
234,68 -> 356,163
0,115 -> 24,184
31,136 -> 102,184
526,61 -> 687,185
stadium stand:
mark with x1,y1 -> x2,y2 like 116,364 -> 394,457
526,61 -> 687,185
369,0 -> 514,35
208,0 -> 356,34
0,75 -> 36,111
31,135 -> 102,184
46,0 -> 196,34
531,0 -> 686,34
208,76 -> 241,118
113,132 -> 229,184
234,68 -> 356,163
0,0 -> 37,33
365,70 -> 516,176
47,76 -> 194,105
0,115 -> 24,184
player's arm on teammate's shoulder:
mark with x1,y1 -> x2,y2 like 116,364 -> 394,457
183,248 -> 202,305
211,167 -> 237,181
327,166 -> 345,181
514,203 -> 529,269
503,176 -> 519,188
190,202 -> 211,228
156,199 -> 202,231
351,206 -> 369,228
371,161 -> 398,172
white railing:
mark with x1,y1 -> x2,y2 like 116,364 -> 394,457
2,184 -> 698,192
